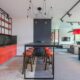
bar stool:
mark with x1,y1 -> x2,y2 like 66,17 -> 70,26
44,47 -> 53,70
24,48 -> 34,72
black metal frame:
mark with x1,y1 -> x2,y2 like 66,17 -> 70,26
22,42 -> 54,79
60,0 -> 80,22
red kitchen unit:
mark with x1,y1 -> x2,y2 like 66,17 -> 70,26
0,45 -> 17,64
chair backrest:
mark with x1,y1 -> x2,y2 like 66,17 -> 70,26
45,47 -> 53,57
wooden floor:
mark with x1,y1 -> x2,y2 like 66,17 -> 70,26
0,56 -> 53,80
1,48 -> 80,80
55,48 -> 80,80
25,57 -> 53,78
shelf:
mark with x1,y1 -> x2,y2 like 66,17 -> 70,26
0,17 -> 12,25
0,25 -> 12,30
0,33 -> 12,36
0,8 -> 12,35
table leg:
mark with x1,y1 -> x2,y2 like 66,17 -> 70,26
52,47 -> 54,78
22,54 -> 25,74
78,48 -> 80,60
22,46 -> 26,74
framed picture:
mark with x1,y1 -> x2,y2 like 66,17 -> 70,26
62,37 -> 70,41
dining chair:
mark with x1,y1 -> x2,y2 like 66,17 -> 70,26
44,47 -> 53,70
23,47 -> 34,72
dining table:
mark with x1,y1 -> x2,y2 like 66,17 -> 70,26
22,42 -> 54,79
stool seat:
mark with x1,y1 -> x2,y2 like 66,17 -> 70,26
45,47 -> 53,57
23,47 -> 34,72
25,48 -> 34,57
25,51 -> 32,57
46,51 -> 53,57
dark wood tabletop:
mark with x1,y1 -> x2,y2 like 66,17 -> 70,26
25,42 -> 54,47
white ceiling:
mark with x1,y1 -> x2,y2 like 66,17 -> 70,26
0,0 -> 80,21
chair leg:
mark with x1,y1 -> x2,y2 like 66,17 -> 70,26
49,56 -> 52,64
22,64 -> 24,74
49,57 -> 51,65
25,57 -> 30,70
33,56 -> 35,64
31,62 -> 33,72
24,63 -> 26,78
24,57 -> 33,72
30,58 -> 33,72
45,57 -> 47,70
22,56 -> 26,74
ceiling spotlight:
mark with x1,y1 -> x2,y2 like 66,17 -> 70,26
67,12 -> 72,17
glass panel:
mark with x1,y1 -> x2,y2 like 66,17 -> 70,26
2,28 -> 4,34
8,30 -> 11,35
0,13 -> 1,26
5,23 -> 8,28
0,13 -> 1,18
2,14 -> 4,19
0,27 -> 1,33
51,29 -> 59,45
8,25 -> 11,29
2,21 -> 4,26
5,29 -> 8,34
5,16 -> 8,21
9,18 -> 11,23
55,29 -> 59,44
0,19 -> 1,25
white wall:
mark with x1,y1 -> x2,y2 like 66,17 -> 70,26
12,18 -> 33,55
12,18 -> 33,45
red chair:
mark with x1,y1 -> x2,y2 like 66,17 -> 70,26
44,47 -> 53,70
23,48 -> 34,72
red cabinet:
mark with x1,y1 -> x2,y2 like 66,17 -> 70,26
0,45 -> 16,64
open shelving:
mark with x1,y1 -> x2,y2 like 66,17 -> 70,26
0,8 -> 12,35
0,8 -> 17,64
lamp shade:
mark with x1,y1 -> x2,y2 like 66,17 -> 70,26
73,29 -> 80,34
